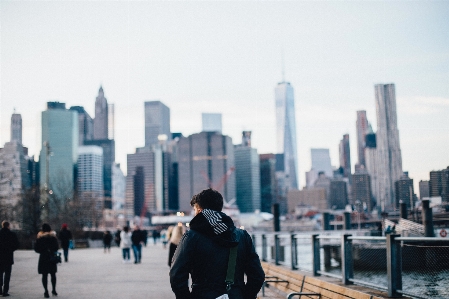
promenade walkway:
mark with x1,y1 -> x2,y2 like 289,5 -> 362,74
10,243 -> 175,299
9,243 -> 282,299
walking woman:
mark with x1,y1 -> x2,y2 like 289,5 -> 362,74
120,226 -> 132,263
34,223 -> 59,298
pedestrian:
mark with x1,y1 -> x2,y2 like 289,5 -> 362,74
131,226 -> 145,264
58,223 -> 72,262
34,223 -> 60,298
160,228 -> 168,249
114,228 -> 121,247
167,223 -> 186,267
152,229 -> 159,245
170,188 -> 265,299
120,226 -> 132,263
103,231 -> 113,253
0,221 -> 19,297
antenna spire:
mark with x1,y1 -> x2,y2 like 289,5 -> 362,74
281,47 -> 285,83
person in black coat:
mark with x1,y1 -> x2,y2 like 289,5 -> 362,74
0,221 -> 19,297
58,223 -> 72,262
170,189 -> 265,299
103,230 -> 113,253
35,223 -> 60,298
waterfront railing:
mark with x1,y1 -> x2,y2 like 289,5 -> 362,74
252,232 -> 449,299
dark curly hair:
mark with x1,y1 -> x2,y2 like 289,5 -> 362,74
190,188 -> 223,212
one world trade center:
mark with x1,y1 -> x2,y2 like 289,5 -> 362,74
275,81 -> 298,190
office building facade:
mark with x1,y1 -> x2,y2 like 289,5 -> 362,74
419,180 -> 430,199
275,81 -> 298,189
39,102 -> 78,200
177,132 -> 235,212
259,154 -> 276,213
375,83 -> 403,211
352,171 -> 373,211
77,146 -> 104,195
234,145 -> 261,213
329,179 -> 348,209
311,148 -> 333,178
145,101 -> 171,147
395,172 -> 415,209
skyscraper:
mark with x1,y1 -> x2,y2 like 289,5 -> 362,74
77,146 -> 104,195
339,134 -> 352,184
259,154 -> 276,213
394,172 -> 415,209
125,146 -> 171,219
352,170 -> 373,211
69,106 -> 94,145
11,112 -> 22,144
311,148 -> 333,178
275,81 -> 298,189
356,111 -> 369,168
365,133 -> 379,208
145,101 -> 171,147
39,102 -> 78,201
375,84 -> 403,211
177,132 -> 235,212
202,113 -> 222,133
93,86 -> 108,140
234,132 -> 261,213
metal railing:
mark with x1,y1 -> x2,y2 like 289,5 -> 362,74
252,232 -> 449,299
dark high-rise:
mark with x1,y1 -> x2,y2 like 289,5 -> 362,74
429,167 -> 449,202
259,154 -> 276,213
352,171 -> 373,211
395,172 -> 415,209
177,132 -> 235,212
329,179 -> 348,209
339,134 -> 352,184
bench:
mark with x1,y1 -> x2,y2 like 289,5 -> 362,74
261,262 -> 383,299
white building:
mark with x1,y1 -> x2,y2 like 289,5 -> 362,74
77,146 -> 103,195
275,81 -> 298,189
374,84 -> 403,211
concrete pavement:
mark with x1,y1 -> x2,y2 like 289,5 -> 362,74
9,243 -> 175,299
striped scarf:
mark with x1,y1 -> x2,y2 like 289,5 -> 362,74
202,209 -> 228,235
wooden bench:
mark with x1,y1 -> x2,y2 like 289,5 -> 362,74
261,262 -> 384,299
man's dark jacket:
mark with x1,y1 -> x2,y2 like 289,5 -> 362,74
0,227 -> 19,266
170,209 -> 265,299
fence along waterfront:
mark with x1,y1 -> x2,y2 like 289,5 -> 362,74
252,232 -> 449,299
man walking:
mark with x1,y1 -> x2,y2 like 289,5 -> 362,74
0,221 -> 19,297
170,189 -> 264,299
131,225 -> 145,264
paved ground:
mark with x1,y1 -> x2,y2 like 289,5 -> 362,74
8,243 -> 283,299
9,243 -> 175,299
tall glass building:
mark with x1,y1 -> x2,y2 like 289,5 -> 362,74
234,133 -> 260,213
145,101 -> 171,147
40,102 -> 78,200
275,81 -> 298,189
375,83 -> 403,211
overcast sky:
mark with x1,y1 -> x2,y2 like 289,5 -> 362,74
1,1 -> 448,189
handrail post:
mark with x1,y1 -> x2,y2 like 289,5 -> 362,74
291,233 -> 298,270
387,234 -> 402,297
262,234 -> 267,262
275,233 -> 280,265
312,234 -> 320,276
341,234 -> 353,285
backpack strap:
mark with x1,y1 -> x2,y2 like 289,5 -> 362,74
225,244 -> 238,293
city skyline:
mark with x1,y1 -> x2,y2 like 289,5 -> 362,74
1,1 -> 448,190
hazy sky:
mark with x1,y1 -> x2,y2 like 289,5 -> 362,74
1,1 -> 448,189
